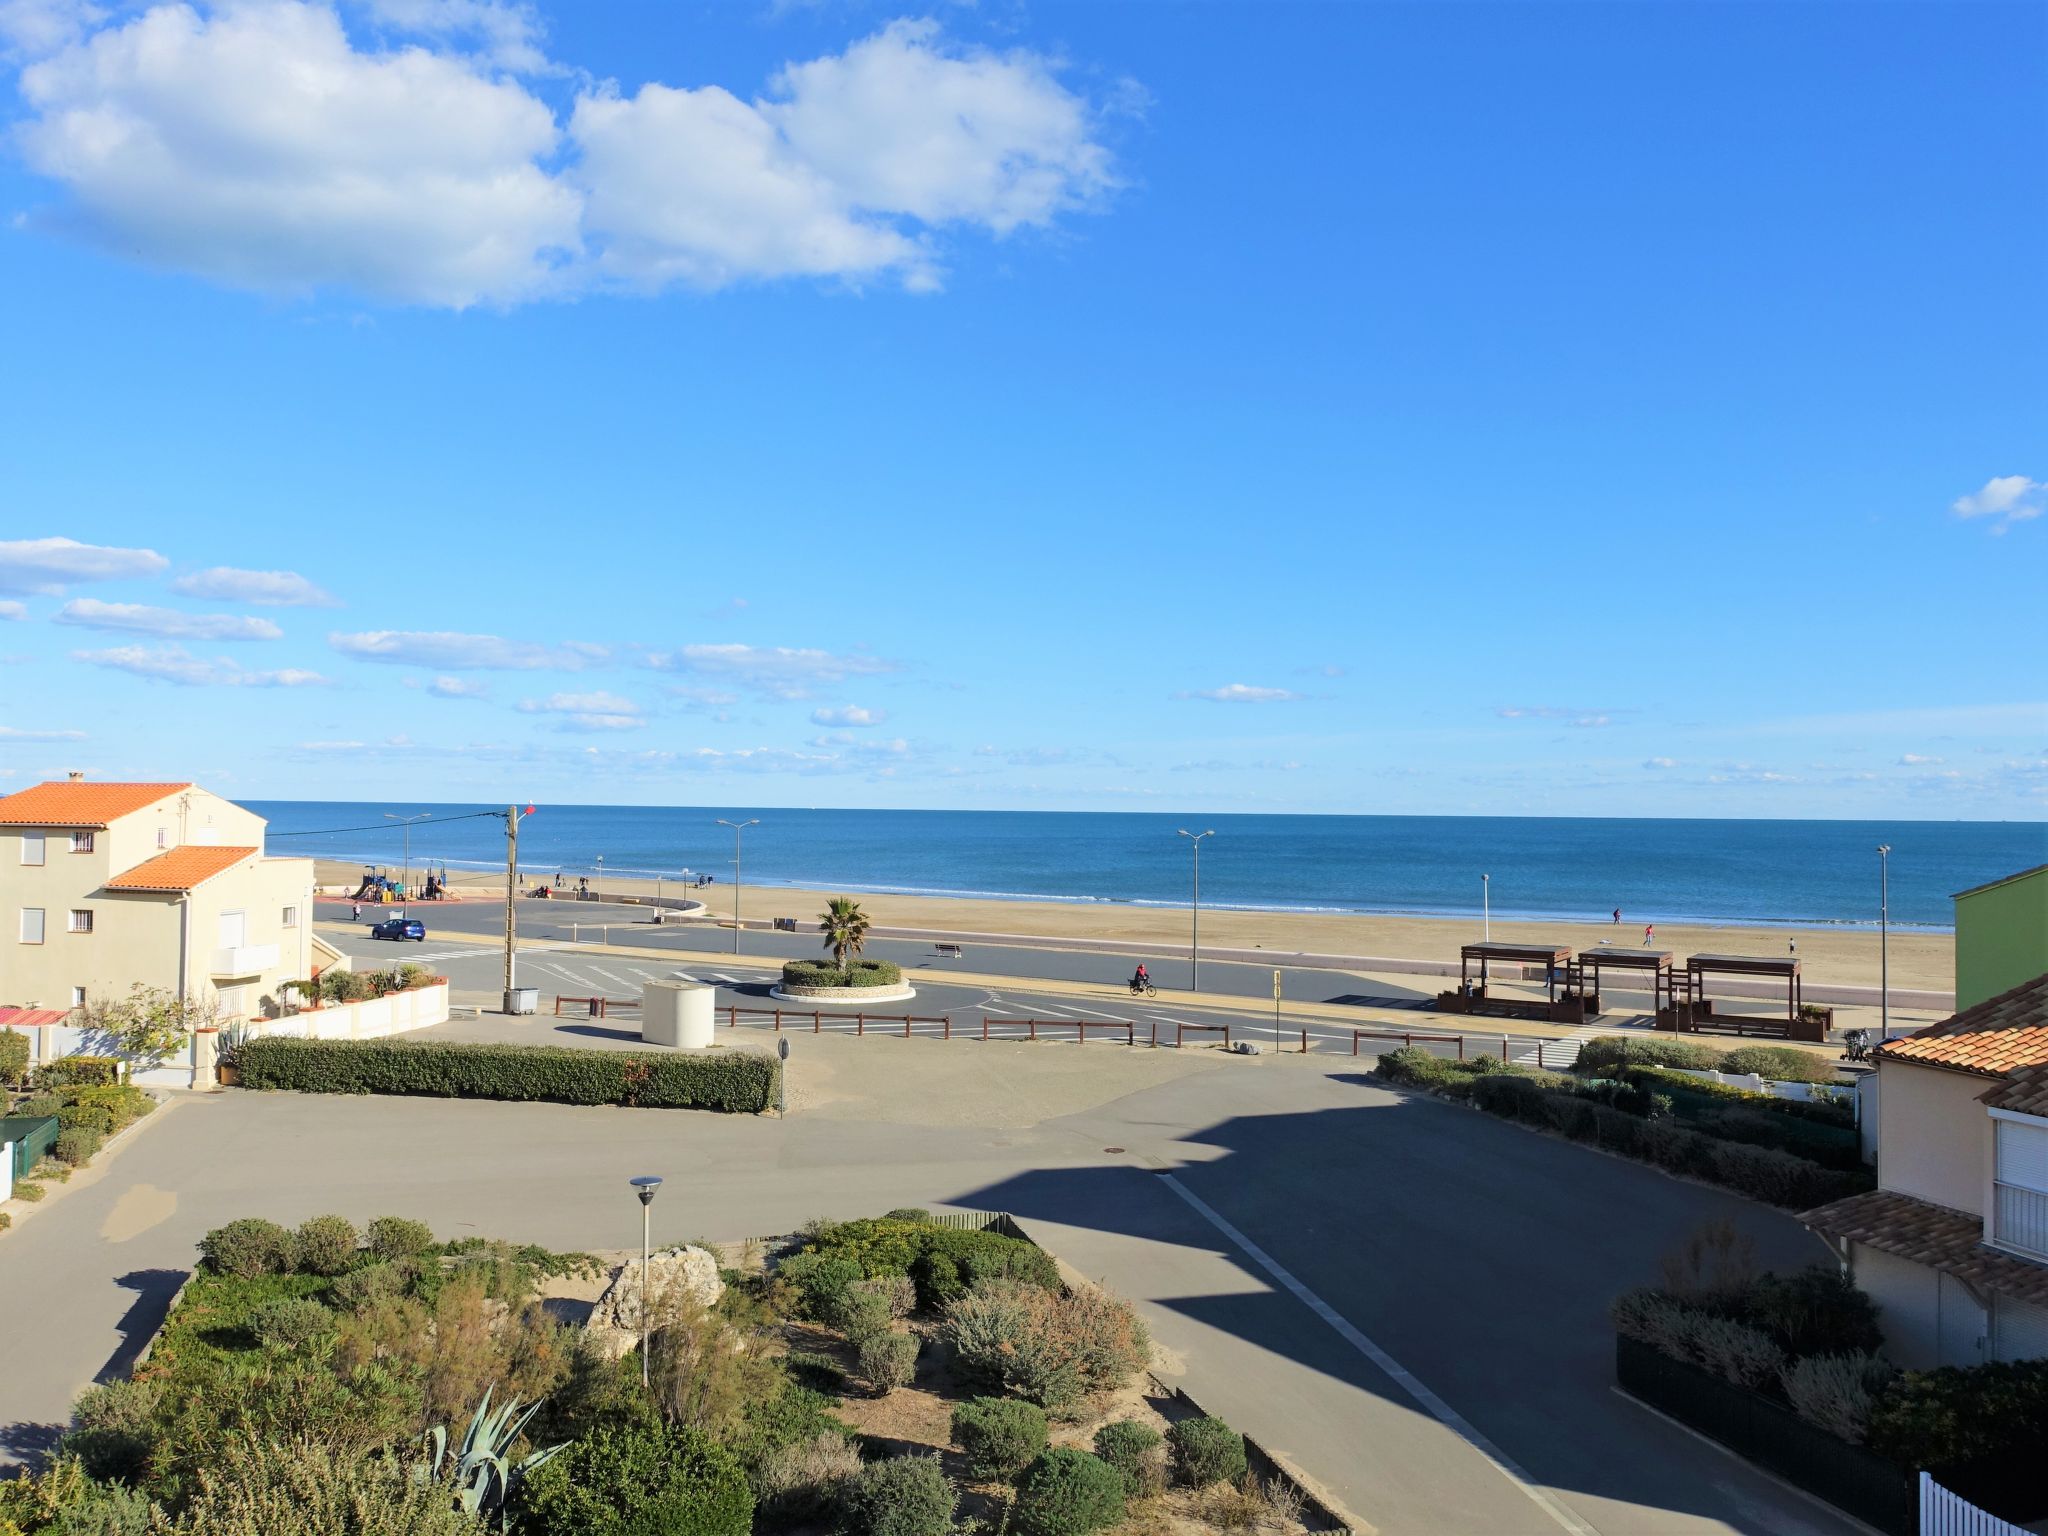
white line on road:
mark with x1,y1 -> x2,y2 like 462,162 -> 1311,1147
587,966 -> 634,988
1030,1003 -> 1078,1018
1066,1005 -> 1135,1021
980,1004 -> 1014,1017
1156,1173 -> 1595,1536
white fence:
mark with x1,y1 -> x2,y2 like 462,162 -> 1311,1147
1919,1472 -> 2027,1535
1669,1067 -> 1852,1104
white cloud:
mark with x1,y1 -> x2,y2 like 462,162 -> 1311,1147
0,725 -> 87,741
1642,756 -> 1678,769
0,536 -> 167,594
1497,705 -> 1618,728
54,598 -> 282,640
1951,475 -> 2044,534
427,675 -> 489,699
18,1 -> 580,307
1178,683 -> 1301,703
169,565 -> 338,606
1899,753 -> 1944,766
329,629 -> 605,669
644,642 -> 897,699
0,0 -> 101,60
1568,715 -> 1610,729
0,601 -> 24,620
811,704 -> 883,727
73,643 -> 328,686
13,5 -> 1117,306
518,689 -> 644,732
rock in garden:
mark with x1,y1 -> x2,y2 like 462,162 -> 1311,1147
586,1245 -> 724,1357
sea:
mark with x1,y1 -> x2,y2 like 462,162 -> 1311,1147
244,803 -> 2046,931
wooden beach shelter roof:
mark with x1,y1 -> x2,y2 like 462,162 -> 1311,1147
1579,949 -> 1674,970
1460,942 -> 1573,965
1686,953 -> 1801,977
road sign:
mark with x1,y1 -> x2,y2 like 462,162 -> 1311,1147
1273,969 -> 1283,999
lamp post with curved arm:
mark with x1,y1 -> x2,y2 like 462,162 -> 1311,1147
716,819 -> 760,955
1179,829 -> 1215,991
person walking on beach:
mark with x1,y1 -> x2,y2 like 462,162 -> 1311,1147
1643,922 -> 1655,947
1613,908 -> 1621,925
1789,937 -> 1797,956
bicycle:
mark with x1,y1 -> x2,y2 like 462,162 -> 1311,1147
1128,977 -> 1157,998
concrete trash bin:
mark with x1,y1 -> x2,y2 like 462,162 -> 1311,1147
643,981 -> 714,1048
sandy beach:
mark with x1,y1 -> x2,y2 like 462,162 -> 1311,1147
315,858 -> 1953,995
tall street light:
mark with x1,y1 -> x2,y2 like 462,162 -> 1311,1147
1179,829 -> 1215,991
629,1175 -> 662,1389
717,818 -> 760,955
1878,845 -> 1892,1042
384,811 -> 429,903
1482,873 -> 1491,942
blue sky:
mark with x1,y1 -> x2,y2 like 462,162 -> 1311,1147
0,0 -> 2041,818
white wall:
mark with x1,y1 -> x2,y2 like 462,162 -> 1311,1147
1855,1244 -> 1943,1369
1878,1059 -> 1992,1215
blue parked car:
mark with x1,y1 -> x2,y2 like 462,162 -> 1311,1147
370,917 -> 426,942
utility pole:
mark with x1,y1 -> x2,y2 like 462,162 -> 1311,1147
1482,873 -> 1491,941
716,818 -> 760,956
1179,829 -> 1214,991
497,804 -> 533,1014
385,811 -> 429,902
1878,844 -> 1892,1042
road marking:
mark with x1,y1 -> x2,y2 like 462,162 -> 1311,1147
587,966 -> 634,988
708,973 -> 743,984
1156,1173 -> 1595,1536
1031,1003 -> 1078,1018
1066,1005 -> 1134,1021
670,973 -> 698,983
980,1004 -> 1014,1016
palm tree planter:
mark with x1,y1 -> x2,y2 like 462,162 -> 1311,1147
771,898 -> 915,1003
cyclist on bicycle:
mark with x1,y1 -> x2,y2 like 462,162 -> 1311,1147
1131,963 -> 1151,994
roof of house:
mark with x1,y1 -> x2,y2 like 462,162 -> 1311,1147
1982,1061 -> 2048,1118
102,845 -> 258,892
1953,863 -> 2048,900
1876,973 -> 2048,1079
0,1007 -> 71,1028
0,781 -> 191,828
1802,1188 -> 2048,1307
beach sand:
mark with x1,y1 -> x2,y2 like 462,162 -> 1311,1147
315,859 -> 1953,995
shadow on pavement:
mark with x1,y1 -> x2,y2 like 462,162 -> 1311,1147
98,1268 -> 190,1384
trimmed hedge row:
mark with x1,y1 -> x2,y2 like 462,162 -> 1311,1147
779,959 -> 904,989
235,1037 -> 777,1113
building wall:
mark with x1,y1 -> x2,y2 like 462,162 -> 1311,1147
1954,866 -> 2048,1010
1877,1058 -> 1991,1215
1854,1245 -> 1943,1369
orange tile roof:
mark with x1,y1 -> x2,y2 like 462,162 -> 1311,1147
1983,1062 -> 2048,1118
0,781 -> 191,827
1802,1189 -> 2048,1306
1876,973 -> 2048,1078
103,845 -> 258,892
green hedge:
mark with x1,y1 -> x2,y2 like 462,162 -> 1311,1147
34,1056 -> 121,1089
235,1037 -> 777,1113
778,959 -> 903,989
1619,1066 -> 1853,1126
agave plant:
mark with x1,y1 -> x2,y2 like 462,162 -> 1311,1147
417,1385 -> 566,1529
214,1020 -> 251,1069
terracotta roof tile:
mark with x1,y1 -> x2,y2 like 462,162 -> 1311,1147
103,845 -> 258,892
1802,1188 -> 2048,1307
0,1008 -> 71,1027
1875,974 -> 2048,1077
0,781 -> 191,827
1983,1062 -> 2048,1118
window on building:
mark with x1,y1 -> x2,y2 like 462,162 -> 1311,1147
69,831 -> 94,853
1993,1116 -> 2048,1261
156,827 -> 169,849
20,907 -> 46,943
67,909 -> 93,934
70,986 -> 86,1009
282,905 -> 300,929
21,832 -> 45,866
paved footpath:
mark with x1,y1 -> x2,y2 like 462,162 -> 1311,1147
0,1047 -> 1862,1535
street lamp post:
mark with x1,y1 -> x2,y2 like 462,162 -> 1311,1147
629,1175 -> 662,1389
595,854 -> 604,905
1178,829 -> 1215,991
716,819 -> 760,955
384,812 -> 429,903
1482,873 -> 1490,941
1878,845 -> 1892,1042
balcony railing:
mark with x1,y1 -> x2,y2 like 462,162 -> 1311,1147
209,943 -> 279,977
1993,1183 -> 2048,1261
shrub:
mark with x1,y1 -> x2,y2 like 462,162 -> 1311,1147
70,1083 -> 155,1130
1167,1416 -> 1247,1488
247,1296 -> 336,1352
732,1380 -> 853,1483
836,1281 -> 900,1342
943,1284 -> 1080,1412
751,1431 -> 862,1516
63,1378 -> 164,1483
1574,1036 -> 1724,1075
235,1036 -> 778,1113
34,1055 -> 121,1089
56,1103 -> 115,1137
294,1215 -> 360,1276
1743,1266 -> 1884,1358
0,1026 -> 28,1086
781,1252 -> 865,1323
835,1454 -> 956,1536
17,1092 -> 65,1118
858,1330 -> 920,1394
952,1397 -> 1048,1479
785,1350 -> 848,1392
516,1418 -> 754,1536
1694,1106 -> 1864,1170
884,1207 -> 931,1222
1013,1449 -> 1126,1536
364,1215 -> 436,1261
1866,1359 -> 2048,1470
171,1438 -> 482,1535
1782,1352 -> 1898,1444
1091,1420 -> 1166,1499
330,1262 -> 404,1313
779,959 -> 903,990
201,1218 -> 297,1279
1470,1073 -> 1553,1121
1373,1046 -> 1470,1090
1717,1046 -> 1840,1083
911,1228 -> 1061,1311
11,1178 -> 45,1201
1684,1314 -> 1786,1390
56,1125 -> 103,1165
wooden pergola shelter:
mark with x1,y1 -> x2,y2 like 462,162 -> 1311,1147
1661,953 -> 1821,1041
1437,942 -> 1580,1022
1574,948 -> 1676,1017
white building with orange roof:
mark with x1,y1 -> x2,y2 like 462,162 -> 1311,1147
0,775 -> 313,1033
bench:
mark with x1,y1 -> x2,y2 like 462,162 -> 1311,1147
934,942 -> 964,960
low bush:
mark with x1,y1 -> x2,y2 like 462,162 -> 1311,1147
1167,1416 -> 1247,1488
10,1178 -> 45,1201
63,1379 -> 164,1483
1865,1358 -> 2048,1470
235,1036 -> 777,1113
1717,1046 -> 1841,1083
751,1432 -> 861,1517
1743,1266 -> 1884,1358
0,1026 -> 29,1086
294,1215 -> 359,1276
17,1092 -> 64,1118
836,1282 -> 899,1342
784,1350 -> 848,1392
247,1296 -> 336,1352
911,1228 -> 1060,1310
952,1396 -> 1048,1479
1012,1449 -> 1125,1536
56,1103 -> 115,1137
1694,1106 -> 1864,1171
944,1281 -> 1147,1413
731,1381 -> 854,1489
1782,1352 -> 1897,1444
56,1125 -> 103,1165
1373,1046 -> 1473,1093
34,1056 -> 121,1089
857,1330 -> 919,1393
1092,1420 -> 1166,1499
779,959 -> 904,989
835,1454 -> 956,1536
173,1438 -> 482,1536
1574,1036 -> 1725,1075
201,1219 -> 297,1279
516,1418 -> 754,1536
330,1263 -> 404,1314
364,1215 -> 436,1261
70,1083 -> 156,1130
780,1252 -> 864,1323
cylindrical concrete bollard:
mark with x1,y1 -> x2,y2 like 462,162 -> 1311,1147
642,981 -> 714,1048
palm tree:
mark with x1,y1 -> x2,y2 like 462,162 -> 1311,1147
819,896 -> 871,982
